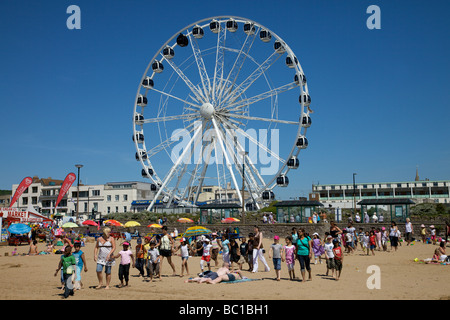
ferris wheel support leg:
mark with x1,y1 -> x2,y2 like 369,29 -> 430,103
146,125 -> 203,212
211,117 -> 243,207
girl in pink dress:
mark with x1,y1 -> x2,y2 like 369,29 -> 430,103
282,236 -> 296,280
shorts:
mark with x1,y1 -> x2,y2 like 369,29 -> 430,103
273,258 -> 281,270
390,236 -> 398,247
346,241 -> 354,248
405,232 -> 412,241
334,259 -> 342,271
211,248 -> 219,260
227,273 -> 236,282
182,256 -> 189,261
203,271 -> 218,280
326,258 -> 335,270
238,255 -> 247,265
160,249 -> 172,257
370,244 -> 376,250
201,255 -> 211,262
96,263 -> 112,274
230,254 -> 240,263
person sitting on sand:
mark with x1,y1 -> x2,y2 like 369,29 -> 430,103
28,240 -> 38,255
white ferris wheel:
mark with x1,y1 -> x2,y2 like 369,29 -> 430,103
132,16 -> 312,212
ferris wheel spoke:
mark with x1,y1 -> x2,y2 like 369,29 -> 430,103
221,113 -> 299,125
163,57 -> 207,103
225,82 -> 297,112
216,27 -> 260,103
220,51 -> 282,108
146,121 -> 197,158
142,113 -> 200,124
226,120 -> 284,164
188,34 -> 212,102
212,24 -> 227,105
150,87 -> 202,109
211,117 -> 243,206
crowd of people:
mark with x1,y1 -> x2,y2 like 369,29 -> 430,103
45,218 -> 449,298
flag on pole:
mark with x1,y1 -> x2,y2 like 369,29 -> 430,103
9,177 -> 33,208
55,173 -> 76,209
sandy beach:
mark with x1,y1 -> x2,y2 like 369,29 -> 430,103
0,237 -> 448,301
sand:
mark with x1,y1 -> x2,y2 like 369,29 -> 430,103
0,237 -> 448,300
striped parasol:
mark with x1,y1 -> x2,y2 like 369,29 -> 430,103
182,226 -> 212,238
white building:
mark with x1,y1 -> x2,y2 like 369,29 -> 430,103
312,179 -> 450,209
11,177 -> 155,220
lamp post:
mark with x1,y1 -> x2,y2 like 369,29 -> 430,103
240,151 -> 248,224
353,173 -> 357,220
75,164 -> 83,223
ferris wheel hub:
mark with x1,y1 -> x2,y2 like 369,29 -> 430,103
200,102 -> 214,119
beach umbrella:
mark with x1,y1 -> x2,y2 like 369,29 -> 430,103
8,223 -> 32,234
62,222 -> 78,228
147,223 -> 162,228
182,226 -> 212,238
82,220 -> 98,227
221,217 -> 240,223
177,218 -> 194,223
124,221 -> 141,227
105,219 -> 123,227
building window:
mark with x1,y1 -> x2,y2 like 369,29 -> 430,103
107,195 -> 111,202
22,197 -> 28,205
115,195 -> 119,202
107,207 -> 111,214
123,206 -> 127,212
123,194 -> 128,201
32,187 -> 38,193
92,190 -> 100,196
115,206 -> 119,213
32,197 -> 37,205
363,185 -> 367,189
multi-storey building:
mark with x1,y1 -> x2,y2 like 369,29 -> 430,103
312,179 -> 450,209
11,177 -> 155,220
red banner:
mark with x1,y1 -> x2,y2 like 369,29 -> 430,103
55,172 -> 76,209
9,177 -> 33,208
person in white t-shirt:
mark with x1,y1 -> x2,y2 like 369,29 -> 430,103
194,238 -> 213,273
405,218 -> 413,246
324,236 -> 335,278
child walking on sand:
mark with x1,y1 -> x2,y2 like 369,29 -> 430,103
72,242 -> 88,290
54,245 -> 77,298
146,241 -> 161,281
332,241 -> 343,281
324,236 -> 335,278
174,238 -> 191,277
362,231 -> 370,255
112,242 -> 135,288
369,231 -> 376,256
282,236 -> 296,280
269,235 -> 282,281
312,233 -> 325,264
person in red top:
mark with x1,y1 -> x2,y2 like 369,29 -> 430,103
332,241 -> 344,281
369,231 -> 377,256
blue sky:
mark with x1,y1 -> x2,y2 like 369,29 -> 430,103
1,0 -> 449,200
